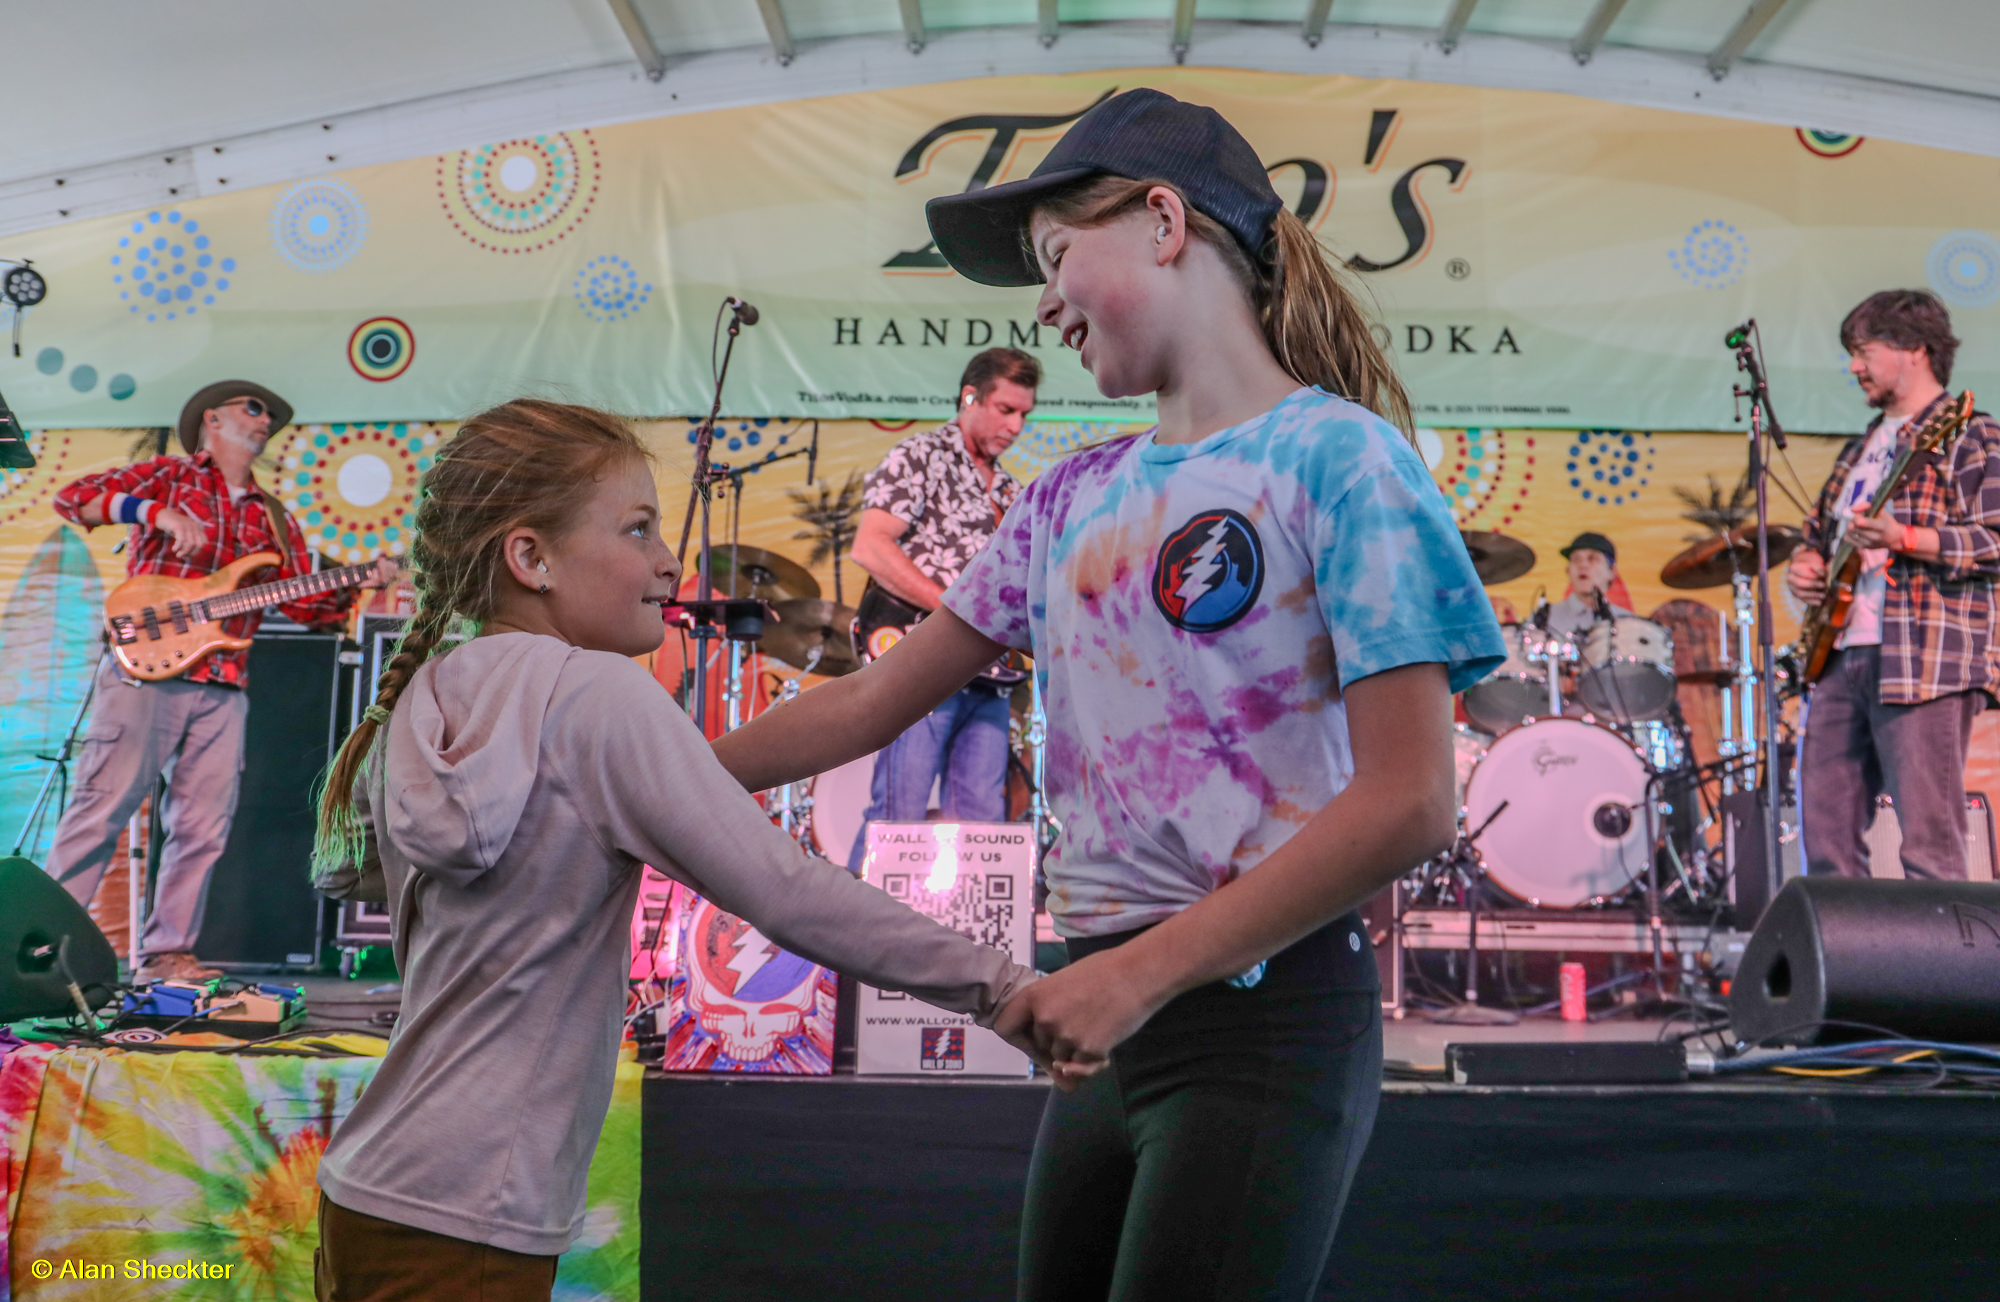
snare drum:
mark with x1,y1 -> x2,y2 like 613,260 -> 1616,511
1462,717 -> 1652,907
1577,616 -> 1676,723
1461,623 -> 1549,734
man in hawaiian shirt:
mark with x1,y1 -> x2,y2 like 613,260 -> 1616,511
46,380 -> 396,980
845,347 -> 1040,871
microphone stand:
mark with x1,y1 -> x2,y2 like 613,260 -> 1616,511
1729,321 -> 1788,915
676,299 -> 757,736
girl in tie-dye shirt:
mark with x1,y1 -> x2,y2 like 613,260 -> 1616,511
716,88 -> 1503,1300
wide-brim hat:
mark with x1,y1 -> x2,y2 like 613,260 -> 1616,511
924,87 -> 1285,288
176,380 -> 293,454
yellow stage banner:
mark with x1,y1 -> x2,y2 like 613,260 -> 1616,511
3,71 -> 1998,430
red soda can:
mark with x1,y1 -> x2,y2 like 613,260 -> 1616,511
1559,962 -> 1587,1021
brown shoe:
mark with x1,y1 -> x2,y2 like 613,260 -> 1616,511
136,952 -> 224,983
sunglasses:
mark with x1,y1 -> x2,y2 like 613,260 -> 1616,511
217,396 -> 269,419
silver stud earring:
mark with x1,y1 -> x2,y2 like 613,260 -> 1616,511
537,560 -> 549,595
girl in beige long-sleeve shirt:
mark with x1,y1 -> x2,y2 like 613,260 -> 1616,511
311,399 -> 1041,1302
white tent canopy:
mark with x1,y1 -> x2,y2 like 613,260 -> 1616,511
4,0 -> 1996,240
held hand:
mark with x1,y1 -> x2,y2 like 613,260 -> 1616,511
998,949 -> 1165,1078
364,556 -> 402,590
1843,514 -> 1907,553
153,507 -> 207,559
1786,549 -> 1826,606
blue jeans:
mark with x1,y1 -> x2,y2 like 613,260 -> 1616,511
846,684 -> 1012,874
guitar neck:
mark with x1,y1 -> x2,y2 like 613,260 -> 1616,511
201,562 -> 376,621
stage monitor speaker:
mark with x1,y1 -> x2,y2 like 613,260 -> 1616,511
193,634 -> 341,968
1358,880 -> 1403,1014
1729,876 -> 2000,1046
0,856 -> 118,1022
1861,792 -> 1995,882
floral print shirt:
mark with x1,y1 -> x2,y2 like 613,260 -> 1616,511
861,419 -> 1021,589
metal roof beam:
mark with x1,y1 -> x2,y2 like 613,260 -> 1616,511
1570,0 -> 1629,66
1039,0 -> 1060,47
1707,0 -> 1792,81
1302,0 -> 1333,48
899,0 -> 927,54
755,0 -> 796,66
603,0 -> 665,82
1438,0 -> 1480,54
1172,0 -> 1195,65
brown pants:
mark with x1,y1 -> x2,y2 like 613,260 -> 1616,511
315,1196 -> 559,1302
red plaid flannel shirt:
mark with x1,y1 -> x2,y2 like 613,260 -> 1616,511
54,450 -> 357,688
1804,393 -> 2000,705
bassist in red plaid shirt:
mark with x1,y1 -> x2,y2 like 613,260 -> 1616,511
44,380 -> 396,981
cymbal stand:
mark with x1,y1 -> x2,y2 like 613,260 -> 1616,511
1425,800 -> 1518,1026
769,651 -> 822,848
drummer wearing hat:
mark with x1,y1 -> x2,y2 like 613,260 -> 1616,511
45,380 -> 396,982
1543,530 -> 1632,639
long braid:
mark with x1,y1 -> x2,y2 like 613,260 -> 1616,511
312,397 -> 651,877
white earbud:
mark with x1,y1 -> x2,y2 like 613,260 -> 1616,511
1157,225 -> 1170,241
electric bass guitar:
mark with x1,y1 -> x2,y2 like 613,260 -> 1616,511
104,551 -> 377,681
852,582 -> 1029,688
1796,391 -> 1975,685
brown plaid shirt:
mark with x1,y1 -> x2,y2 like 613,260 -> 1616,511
1804,392 -> 2000,704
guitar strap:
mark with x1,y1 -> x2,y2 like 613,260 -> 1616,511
253,477 -> 298,574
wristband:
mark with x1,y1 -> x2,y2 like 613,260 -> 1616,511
111,494 -> 161,527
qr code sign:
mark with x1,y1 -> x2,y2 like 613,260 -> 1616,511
878,871 -> 1017,952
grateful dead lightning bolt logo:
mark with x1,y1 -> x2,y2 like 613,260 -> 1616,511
1152,508 -> 1265,634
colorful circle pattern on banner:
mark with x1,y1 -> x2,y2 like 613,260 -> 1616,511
1796,129 -> 1864,159
111,211 -> 233,322
270,177 -> 369,273
1567,430 -> 1653,506
348,317 -> 415,382
33,348 -> 136,400
1927,230 -> 2000,309
1000,421 -> 1130,481
573,254 -> 652,322
1426,428 -> 1535,529
271,422 -> 443,563
681,417 -> 815,460
0,431 -> 95,529
437,132 -> 600,254
1668,219 -> 1748,289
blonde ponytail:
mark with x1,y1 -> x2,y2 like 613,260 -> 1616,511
313,398 -> 651,875
1028,176 -> 1413,439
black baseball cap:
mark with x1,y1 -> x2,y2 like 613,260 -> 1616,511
925,88 -> 1284,288
1561,532 -> 1618,565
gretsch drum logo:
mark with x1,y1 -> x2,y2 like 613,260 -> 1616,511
1532,745 -> 1579,776
1153,509 -> 1265,634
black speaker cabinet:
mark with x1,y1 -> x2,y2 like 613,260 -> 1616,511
193,633 -> 341,968
0,856 -> 119,1021
1729,876 -> 2000,1046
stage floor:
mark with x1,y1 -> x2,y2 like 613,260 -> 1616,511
640,1017 -> 2000,1302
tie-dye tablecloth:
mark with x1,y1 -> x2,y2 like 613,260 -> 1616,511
0,1039 -> 640,1300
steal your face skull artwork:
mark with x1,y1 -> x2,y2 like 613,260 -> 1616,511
671,895 -> 833,1068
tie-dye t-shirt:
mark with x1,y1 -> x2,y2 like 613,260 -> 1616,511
944,388 -> 1505,939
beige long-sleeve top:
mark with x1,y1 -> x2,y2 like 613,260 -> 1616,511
314,632 -> 1036,1255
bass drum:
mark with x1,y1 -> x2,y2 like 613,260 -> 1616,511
1462,718 -> 1652,908
807,751 -> 879,866
1452,724 -> 1492,815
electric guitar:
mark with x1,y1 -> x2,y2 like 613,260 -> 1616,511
105,551 -> 377,681
852,582 -> 1030,688
1796,391 -> 1975,685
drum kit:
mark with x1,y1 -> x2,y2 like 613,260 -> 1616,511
1418,526 -> 1803,921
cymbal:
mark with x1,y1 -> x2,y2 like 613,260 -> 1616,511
1661,525 -> 1805,590
762,598 -> 859,676
1460,531 -> 1536,586
698,545 -> 820,603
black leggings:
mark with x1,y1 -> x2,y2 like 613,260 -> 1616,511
1018,916 -> 1383,1302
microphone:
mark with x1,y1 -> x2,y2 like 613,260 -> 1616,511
727,297 -> 760,327
1725,320 -> 1752,350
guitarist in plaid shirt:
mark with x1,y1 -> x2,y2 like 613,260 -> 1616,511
44,380 -> 396,981
1787,291 -> 2000,881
